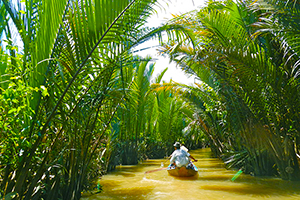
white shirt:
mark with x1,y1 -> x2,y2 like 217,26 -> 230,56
170,149 -> 190,167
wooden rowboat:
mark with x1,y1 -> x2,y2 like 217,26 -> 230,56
167,164 -> 198,177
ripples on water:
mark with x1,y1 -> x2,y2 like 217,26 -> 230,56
81,148 -> 300,200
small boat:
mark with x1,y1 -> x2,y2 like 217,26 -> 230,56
167,163 -> 198,177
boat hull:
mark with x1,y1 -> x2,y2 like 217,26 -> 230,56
167,164 -> 198,177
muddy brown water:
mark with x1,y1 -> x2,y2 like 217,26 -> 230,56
81,148 -> 300,200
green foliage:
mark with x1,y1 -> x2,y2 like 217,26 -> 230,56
159,0 -> 300,180
0,0 -> 208,199
1,0 -> 188,199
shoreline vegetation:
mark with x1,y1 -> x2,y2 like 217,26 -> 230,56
1,0 -> 300,199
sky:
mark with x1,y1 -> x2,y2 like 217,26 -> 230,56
135,0 -> 205,85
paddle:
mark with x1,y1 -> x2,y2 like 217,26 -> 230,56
145,156 -> 170,174
144,166 -> 168,174
161,156 -> 171,167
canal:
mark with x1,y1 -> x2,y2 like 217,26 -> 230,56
82,148 -> 300,200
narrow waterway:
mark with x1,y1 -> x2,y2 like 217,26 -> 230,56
82,148 -> 300,200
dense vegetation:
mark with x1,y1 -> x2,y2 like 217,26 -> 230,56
1,0 -> 300,199
159,0 -> 300,180
0,0 -> 204,199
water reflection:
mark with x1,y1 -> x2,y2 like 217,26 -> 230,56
82,148 -> 300,200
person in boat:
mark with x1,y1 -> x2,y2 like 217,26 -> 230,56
170,142 -> 197,169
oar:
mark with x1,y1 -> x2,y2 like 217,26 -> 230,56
161,156 -> 171,167
145,156 -> 171,174
144,167 -> 168,174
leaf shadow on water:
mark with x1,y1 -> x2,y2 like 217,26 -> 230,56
114,171 -> 136,177
83,186 -> 156,200
197,175 -> 234,181
98,180 -> 123,188
200,178 -> 300,197
113,165 -> 146,173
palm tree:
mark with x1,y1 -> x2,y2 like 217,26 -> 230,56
109,57 -> 155,165
158,0 -> 300,180
0,0 -> 181,199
